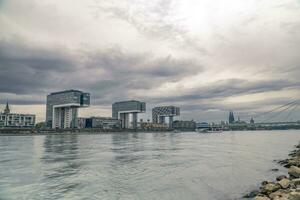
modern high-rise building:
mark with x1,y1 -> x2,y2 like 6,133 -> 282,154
46,90 -> 90,129
0,102 -> 35,127
152,106 -> 180,128
112,100 -> 146,129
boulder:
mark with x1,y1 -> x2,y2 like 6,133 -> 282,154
261,181 -> 269,186
288,159 -> 300,167
269,191 -> 290,200
243,190 -> 259,198
288,190 -> 300,200
254,196 -> 270,200
278,178 -> 290,189
291,178 -> 300,186
261,183 -> 281,194
288,166 -> 300,178
276,175 -> 287,181
273,196 -> 289,200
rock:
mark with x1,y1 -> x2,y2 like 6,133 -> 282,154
273,196 -> 289,200
278,178 -> 290,189
261,181 -> 269,186
276,175 -> 287,181
289,190 -> 300,200
288,158 -> 300,167
269,190 -> 290,199
243,190 -> 259,198
261,183 -> 281,194
254,196 -> 270,200
288,166 -> 300,178
278,159 -> 289,165
271,168 -> 279,172
291,178 -> 300,186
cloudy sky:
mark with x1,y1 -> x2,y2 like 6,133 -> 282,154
0,0 -> 300,123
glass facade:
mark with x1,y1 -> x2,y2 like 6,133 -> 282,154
152,106 -> 180,123
46,90 -> 90,128
112,100 -> 146,118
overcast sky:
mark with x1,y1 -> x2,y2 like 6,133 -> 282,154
0,0 -> 300,122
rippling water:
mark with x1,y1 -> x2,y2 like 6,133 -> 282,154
0,130 -> 299,200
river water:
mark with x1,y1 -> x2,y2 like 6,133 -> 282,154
0,130 -> 299,200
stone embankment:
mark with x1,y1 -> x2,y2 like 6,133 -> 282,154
245,142 -> 300,200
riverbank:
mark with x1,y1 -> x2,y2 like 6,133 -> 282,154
0,127 -> 177,136
244,142 -> 300,200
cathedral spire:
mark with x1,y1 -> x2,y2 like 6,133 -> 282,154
4,102 -> 10,114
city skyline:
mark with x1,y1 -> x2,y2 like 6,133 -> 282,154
1,0 -> 300,122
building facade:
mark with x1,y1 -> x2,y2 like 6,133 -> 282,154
46,90 -> 90,129
140,122 -> 168,130
152,106 -> 180,128
173,120 -> 196,131
0,103 -> 35,128
112,100 -> 146,129
85,117 -> 121,129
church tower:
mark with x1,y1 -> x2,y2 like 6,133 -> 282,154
229,111 -> 235,124
4,102 -> 10,114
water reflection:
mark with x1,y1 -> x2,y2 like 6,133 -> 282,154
41,134 -> 82,199
0,131 -> 300,200
110,133 -> 146,165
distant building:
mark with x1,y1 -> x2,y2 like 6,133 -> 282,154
46,90 -> 90,129
77,117 -> 87,129
229,111 -> 235,124
173,120 -> 196,131
112,100 -> 146,129
0,102 -> 35,128
85,117 -> 121,129
140,122 -> 168,130
152,106 -> 180,129
4,102 -> 10,114
196,122 -> 210,129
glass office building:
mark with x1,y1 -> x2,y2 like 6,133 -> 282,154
46,90 -> 90,129
112,100 -> 146,129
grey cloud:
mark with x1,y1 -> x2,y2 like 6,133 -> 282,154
150,79 -> 300,103
0,39 -> 77,94
0,38 -> 202,106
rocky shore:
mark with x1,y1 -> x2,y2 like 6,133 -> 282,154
245,142 -> 300,200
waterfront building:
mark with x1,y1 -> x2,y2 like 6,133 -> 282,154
196,122 -> 210,129
152,106 -> 180,128
77,117 -> 87,129
173,120 -> 196,131
140,122 -> 168,130
112,100 -> 146,129
0,103 -> 35,127
85,117 -> 121,129
46,90 -> 90,129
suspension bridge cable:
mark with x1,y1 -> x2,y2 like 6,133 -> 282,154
284,104 -> 299,122
254,99 -> 300,119
262,101 -> 299,123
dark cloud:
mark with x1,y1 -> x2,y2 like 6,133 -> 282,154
0,39 -> 77,94
0,39 -> 202,105
150,79 -> 300,103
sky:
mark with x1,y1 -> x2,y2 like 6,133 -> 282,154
0,0 -> 300,123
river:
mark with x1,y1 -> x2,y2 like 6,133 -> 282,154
0,130 -> 299,200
